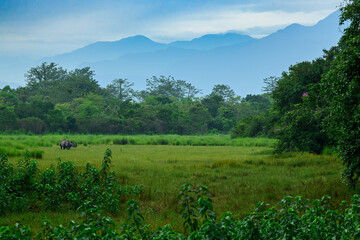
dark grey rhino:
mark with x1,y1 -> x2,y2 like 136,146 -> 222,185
60,140 -> 77,150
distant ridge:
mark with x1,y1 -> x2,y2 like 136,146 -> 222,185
169,33 -> 256,50
43,35 -> 167,68
27,11 -> 343,96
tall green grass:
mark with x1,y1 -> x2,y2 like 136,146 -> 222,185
0,134 -> 275,148
0,134 -> 353,232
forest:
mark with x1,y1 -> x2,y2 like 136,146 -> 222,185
0,67 -> 271,135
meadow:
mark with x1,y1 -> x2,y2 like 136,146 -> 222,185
0,134 -> 355,233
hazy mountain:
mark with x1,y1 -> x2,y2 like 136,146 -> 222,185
46,33 -> 256,69
168,33 -> 255,50
82,11 -> 341,95
4,11 -> 342,96
42,35 -> 168,69
161,10 -> 342,95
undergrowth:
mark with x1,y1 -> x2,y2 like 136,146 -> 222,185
0,149 -> 143,216
1,183 -> 360,239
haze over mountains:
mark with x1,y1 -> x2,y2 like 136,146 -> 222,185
2,11 -> 342,96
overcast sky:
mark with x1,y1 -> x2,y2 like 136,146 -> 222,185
0,0 -> 341,59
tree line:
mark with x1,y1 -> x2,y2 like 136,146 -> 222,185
0,66 -> 271,135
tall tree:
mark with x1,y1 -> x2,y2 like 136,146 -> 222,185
272,60 -> 325,114
64,69 -> 101,99
105,78 -> 134,102
25,62 -> 67,91
262,76 -> 279,93
202,94 -> 224,118
69,67 -> 95,80
0,86 -> 18,107
321,0 -> 360,187
145,75 -> 200,100
53,67 -> 102,103
210,84 -> 235,102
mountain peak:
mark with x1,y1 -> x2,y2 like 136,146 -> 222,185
42,35 -> 167,68
315,10 -> 340,27
117,35 -> 153,43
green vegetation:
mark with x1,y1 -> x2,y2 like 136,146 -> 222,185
0,135 -> 355,236
231,46 -> 336,152
0,148 -> 142,216
231,0 -> 360,187
0,134 -> 275,151
0,72 -> 271,135
0,1 -> 359,238
320,0 -> 360,187
1,181 -> 360,239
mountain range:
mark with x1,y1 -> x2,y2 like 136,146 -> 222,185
2,11 -> 342,96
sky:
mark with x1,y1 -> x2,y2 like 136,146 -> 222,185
0,0 -> 342,59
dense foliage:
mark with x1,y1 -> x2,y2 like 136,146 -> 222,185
321,0 -> 360,187
0,68 -> 271,135
0,149 -> 143,215
1,183 -> 360,239
231,49 -> 335,148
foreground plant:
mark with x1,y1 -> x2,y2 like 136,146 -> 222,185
1,190 -> 360,239
0,149 -> 143,215
178,184 -> 216,233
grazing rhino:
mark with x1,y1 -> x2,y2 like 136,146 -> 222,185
60,140 -> 77,150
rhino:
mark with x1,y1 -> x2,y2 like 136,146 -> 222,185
60,139 -> 77,150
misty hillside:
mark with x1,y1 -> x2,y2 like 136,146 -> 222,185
22,11 -> 342,96
42,35 -> 168,69
168,33 -> 256,50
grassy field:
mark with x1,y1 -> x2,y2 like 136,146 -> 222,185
0,134 -> 355,232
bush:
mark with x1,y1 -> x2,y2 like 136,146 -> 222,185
157,138 -> 169,145
113,137 -> 129,145
2,187 -> 360,239
30,150 -> 44,159
274,104 -> 328,154
0,149 -> 143,215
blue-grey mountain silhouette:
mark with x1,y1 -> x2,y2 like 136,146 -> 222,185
3,11 -> 342,96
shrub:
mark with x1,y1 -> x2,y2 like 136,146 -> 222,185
0,149 -> 143,215
113,138 -> 129,145
178,184 -> 215,233
274,104 -> 327,154
30,150 -> 44,159
2,186 -> 360,239
157,138 -> 169,145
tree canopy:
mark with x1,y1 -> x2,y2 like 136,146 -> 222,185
0,65 -> 272,135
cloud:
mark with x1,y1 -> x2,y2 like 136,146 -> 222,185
0,10 -> 130,57
146,7 -> 336,42
0,0 -> 341,58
